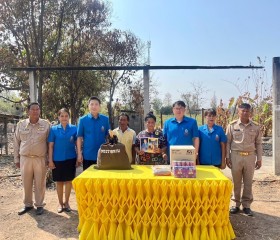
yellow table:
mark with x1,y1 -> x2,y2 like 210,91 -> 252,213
73,165 -> 235,240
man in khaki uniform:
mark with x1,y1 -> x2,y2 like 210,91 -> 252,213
226,103 -> 262,216
14,102 -> 50,215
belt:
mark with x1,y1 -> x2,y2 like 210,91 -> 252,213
22,155 -> 40,158
232,151 -> 255,156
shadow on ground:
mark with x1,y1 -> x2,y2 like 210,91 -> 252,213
230,211 -> 280,240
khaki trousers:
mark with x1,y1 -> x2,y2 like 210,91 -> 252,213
230,151 -> 256,208
20,156 -> 47,207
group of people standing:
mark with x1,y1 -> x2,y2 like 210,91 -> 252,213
14,96 -> 262,218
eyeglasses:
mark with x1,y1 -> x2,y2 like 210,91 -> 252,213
29,108 -> 40,111
173,107 -> 185,111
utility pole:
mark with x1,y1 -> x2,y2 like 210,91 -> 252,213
147,41 -> 151,65
143,41 -> 151,123
28,71 -> 37,102
143,69 -> 150,121
272,57 -> 280,175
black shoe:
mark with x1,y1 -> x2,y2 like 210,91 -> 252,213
63,203 -> 71,212
63,207 -> 71,212
230,206 -> 240,214
36,207 -> 44,215
243,208 -> 253,216
18,206 -> 34,215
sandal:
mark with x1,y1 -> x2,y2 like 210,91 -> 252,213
57,206 -> 63,213
63,203 -> 71,212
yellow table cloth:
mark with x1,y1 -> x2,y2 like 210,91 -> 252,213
73,165 -> 235,240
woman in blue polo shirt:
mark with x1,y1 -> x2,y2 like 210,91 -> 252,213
48,108 -> 77,213
198,108 -> 227,169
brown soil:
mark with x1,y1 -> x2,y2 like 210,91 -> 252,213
0,155 -> 280,240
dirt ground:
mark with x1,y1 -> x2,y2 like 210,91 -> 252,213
0,155 -> 280,240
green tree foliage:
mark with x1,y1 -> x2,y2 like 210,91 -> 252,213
41,0 -> 110,123
151,97 -> 163,115
43,71 -> 105,124
0,92 -> 23,116
0,0 -> 108,112
0,44 -> 28,93
160,106 -> 173,115
0,0 -> 143,125
0,0 -> 77,107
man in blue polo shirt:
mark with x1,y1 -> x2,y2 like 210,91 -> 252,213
77,96 -> 110,170
163,100 -> 199,163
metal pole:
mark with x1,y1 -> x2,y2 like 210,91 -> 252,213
202,108 -> 205,125
272,57 -> 280,175
4,118 -> 8,154
160,112 -> 163,129
143,68 -> 150,121
28,71 -> 37,102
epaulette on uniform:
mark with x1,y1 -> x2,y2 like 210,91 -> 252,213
17,119 -> 25,126
230,119 -> 238,125
40,119 -> 51,124
251,121 -> 259,126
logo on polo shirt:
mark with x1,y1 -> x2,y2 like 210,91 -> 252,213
215,134 -> 219,141
184,129 -> 188,136
101,126 -> 105,132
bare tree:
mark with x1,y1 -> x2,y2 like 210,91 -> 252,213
93,29 -> 143,128
210,92 -> 217,109
181,81 -> 208,117
0,0 -> 72,107
163,92 -> 172,106
0,0 -> 110,114
41,0 -> 110,122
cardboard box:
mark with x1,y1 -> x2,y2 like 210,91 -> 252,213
170,145 -> 196,166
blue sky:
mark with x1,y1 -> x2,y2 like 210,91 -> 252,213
110,0 -> 278,107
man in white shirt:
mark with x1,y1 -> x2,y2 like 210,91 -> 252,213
113,113 -> 136,163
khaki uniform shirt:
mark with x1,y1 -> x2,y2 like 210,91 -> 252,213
113,127 -> 136,163
226,119 -> 262,161
14,118 -> 50,163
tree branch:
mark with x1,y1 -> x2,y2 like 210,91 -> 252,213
0,83 -> 22,91
0,96 -> 28,103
